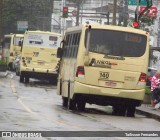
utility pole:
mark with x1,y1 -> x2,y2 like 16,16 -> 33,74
135,0 -> 140,22
51,0 -> 54,31
100,0 -> 103,24
123,0 -> 129,27
0,0 -> 3,39
112,0 -> 117,25
76,0 -> 80,26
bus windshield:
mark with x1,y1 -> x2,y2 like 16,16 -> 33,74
85,29 -> 147,57
24,33 -> 59,48
4,37 -> 11,48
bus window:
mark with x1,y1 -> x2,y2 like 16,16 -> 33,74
25,33 -> 60,48
85,29 -> 147,57
49,36 -> 57,41
74,33 -> 81,57
4,37 -> 11,49
13,37 -> 23,46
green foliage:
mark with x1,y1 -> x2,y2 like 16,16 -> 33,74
140,15 -> 156,26
145,86 -> 151,95
0,59 -> 7,65
2,0 -> 53,34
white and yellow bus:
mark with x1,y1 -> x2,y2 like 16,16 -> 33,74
20,30 -> 62,83
57,24 -> 150,117
2,34 -> 24,70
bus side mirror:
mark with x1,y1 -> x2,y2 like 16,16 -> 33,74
57,47 -> 62,58
18,41 -> 22,46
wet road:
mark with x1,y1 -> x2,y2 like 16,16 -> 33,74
0,71 -> 160,140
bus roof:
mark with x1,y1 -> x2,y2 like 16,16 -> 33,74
65,24 -> 149,35
25,30 -> 62,37
4,34 -> 24,38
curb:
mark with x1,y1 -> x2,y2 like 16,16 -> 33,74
136,106 -> 160,121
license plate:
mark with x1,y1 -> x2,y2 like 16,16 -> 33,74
105,81 -> 117,87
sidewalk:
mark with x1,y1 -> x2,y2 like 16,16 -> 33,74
136,104 -> 160,121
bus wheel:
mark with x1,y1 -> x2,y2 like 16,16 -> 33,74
77,100 -> 86,111
49,79 -> 57,85
25,77 -> 29,83
62,97 -> 68,107
68,99 -> 76,110
20,75 -> 24,83
112,105 -> 126,116
16,69 -> 20,76
126,106 -> 135,117
8,63 -> 13,71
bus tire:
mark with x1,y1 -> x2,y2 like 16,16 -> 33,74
126,106 -> 135,117
16,69 -> 20,76
8,63 -> 13,71
62,97 -> 68,107
69,99 -> 76,110
20,75 -> 24,83
77,100 -> 86,111
25,77 -> 29,83
112,105 -> 126,116
49,79 -> 57,85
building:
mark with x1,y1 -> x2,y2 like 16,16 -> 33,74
51,0 -> 133,33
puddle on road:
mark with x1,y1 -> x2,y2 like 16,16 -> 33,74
56,104 -> 112,116
23,79 -> 57,89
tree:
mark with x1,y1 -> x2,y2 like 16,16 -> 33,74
1,0 -> 53,35
140,15 -> 156,26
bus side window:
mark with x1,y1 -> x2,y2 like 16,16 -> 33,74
62,35 -> 68,58
18,40 -> 22,46
65,34 -> 70,58
74,33 -> 81,57
70,33 -> 76,58
1,40 -> 4,48
67,34 -> 73,57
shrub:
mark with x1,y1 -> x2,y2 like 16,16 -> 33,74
0,59 -> 7,65
145,86 -> 151,95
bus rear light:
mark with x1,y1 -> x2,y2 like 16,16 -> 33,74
10,52 -> 13,56
76,66 -> 85,78
138,72 -> 146,82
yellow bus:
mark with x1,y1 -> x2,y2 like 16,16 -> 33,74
19,30 -> 62,84
57,24 -> 150,117
2,34 -> 24,70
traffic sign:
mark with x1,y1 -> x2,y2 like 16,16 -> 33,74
140,6 -> 157,17
17,21 -> 28,31
128,0 -> 152,6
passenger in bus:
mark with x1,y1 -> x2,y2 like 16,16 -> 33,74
94,44 -> 111,54
150,72 -> 160,108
